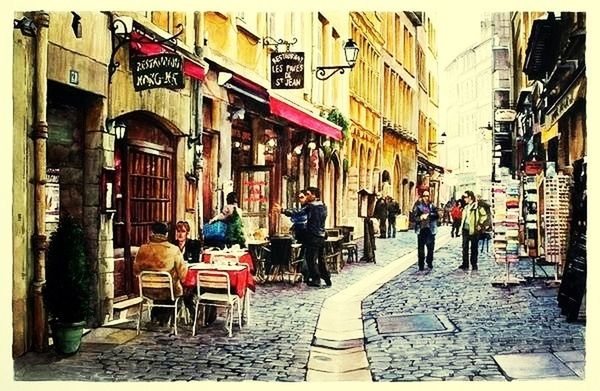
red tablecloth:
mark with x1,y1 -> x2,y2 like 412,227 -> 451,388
182,252 -> 256,296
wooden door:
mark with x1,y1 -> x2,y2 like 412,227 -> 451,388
114,143 -> 174,298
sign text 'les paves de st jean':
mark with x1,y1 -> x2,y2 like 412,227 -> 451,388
271,52 -> 304,89
131,53 -> 184,92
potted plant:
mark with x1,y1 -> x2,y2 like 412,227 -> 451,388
44,214 -> 92,355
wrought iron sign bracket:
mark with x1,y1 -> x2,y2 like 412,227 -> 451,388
315,65 -> 353,81
108,17 -> 185,84
262,36 -> 297,52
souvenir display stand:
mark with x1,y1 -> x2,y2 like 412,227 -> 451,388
491,177 -> 523,287
543,173 -> 571,281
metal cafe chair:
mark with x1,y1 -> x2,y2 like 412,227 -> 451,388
337,225 -> 358,264
268,236 -> 303,283
192,270 -> 242,337
136,271 -> 184,335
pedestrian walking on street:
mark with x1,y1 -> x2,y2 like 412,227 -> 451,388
450,201 -> 463,237
458,191 -> 488,271
411,190 -> 439,271
374,194 -> 388,238
303,186 -> 331,287
386,196 -> 400,238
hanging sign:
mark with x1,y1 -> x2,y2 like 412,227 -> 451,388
270,52 -> 304,89
131,53 -> 184,91
495,109 -> 517,122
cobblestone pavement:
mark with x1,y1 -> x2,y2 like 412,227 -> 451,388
363,229 -> 586,381
14,226 -> 586,382
13,229 -> 418,381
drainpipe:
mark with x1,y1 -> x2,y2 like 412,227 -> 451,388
193,12 -> 204,228
31,11 -> 50,352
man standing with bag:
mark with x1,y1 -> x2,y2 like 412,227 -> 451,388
459,190 -> 488,271
411,191 -> 439,271
386,196 -> 400,238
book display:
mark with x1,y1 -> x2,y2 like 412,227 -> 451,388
491,177 -> 522,286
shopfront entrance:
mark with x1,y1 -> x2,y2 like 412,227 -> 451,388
113,115 -> 176,300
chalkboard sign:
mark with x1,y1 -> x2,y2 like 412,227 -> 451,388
131,53 -> 184,91
270,52 -> 304,89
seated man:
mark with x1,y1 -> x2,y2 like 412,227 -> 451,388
134,221 -> 188,326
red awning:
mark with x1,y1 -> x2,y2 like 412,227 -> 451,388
130,31 -> 205,81
269,96 -> 342,141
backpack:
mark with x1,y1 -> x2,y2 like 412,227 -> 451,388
476,201 -> 492,233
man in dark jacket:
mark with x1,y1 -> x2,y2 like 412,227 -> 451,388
303,186 -> 331,287
386,196 -> 401,238
373,194 -> 388,238
411,191 -> 439,271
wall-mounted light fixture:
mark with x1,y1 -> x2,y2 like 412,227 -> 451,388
428,131 -> 447,146
262,36 -> 298,52
322,138 -> 331,148
108,15 -> 184,84
293,145 -> 303,155
71,12 -> 82,39
315,38 -> 360,81
230,107 -> 245,120
13,16 -> 37,37
105,119 -> 127,140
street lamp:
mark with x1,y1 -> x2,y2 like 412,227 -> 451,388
315,38 -> 360,81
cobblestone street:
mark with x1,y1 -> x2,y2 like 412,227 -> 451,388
14,226 -> 586,382
363,228 -> 586,381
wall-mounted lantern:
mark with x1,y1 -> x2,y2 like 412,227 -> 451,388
315,38 -> 360,81
105,119 -> 126,140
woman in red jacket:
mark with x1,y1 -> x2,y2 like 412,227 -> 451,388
450,201 -> 463,238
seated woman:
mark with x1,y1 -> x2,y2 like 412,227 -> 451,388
172,220 -> 202,263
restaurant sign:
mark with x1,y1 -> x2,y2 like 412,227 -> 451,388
494,109 -> 517,122
131,53 -> 184,91
270,52 -> 304,89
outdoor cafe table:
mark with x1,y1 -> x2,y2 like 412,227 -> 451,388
182,262 -> 254,324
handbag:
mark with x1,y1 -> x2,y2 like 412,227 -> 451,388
203,221 -> 227,242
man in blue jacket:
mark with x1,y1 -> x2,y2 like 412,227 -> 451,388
411,190 -> 439,271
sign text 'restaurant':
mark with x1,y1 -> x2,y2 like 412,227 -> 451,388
131,53 -> 184,91
271,52 -> 304,89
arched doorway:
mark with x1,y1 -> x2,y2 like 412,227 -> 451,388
359,144 -> 366,189
323,152 -> 341,227
394,157 -> 401,203
113,113 -> 178,300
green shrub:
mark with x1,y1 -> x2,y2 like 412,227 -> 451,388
45,214 -> 92,323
